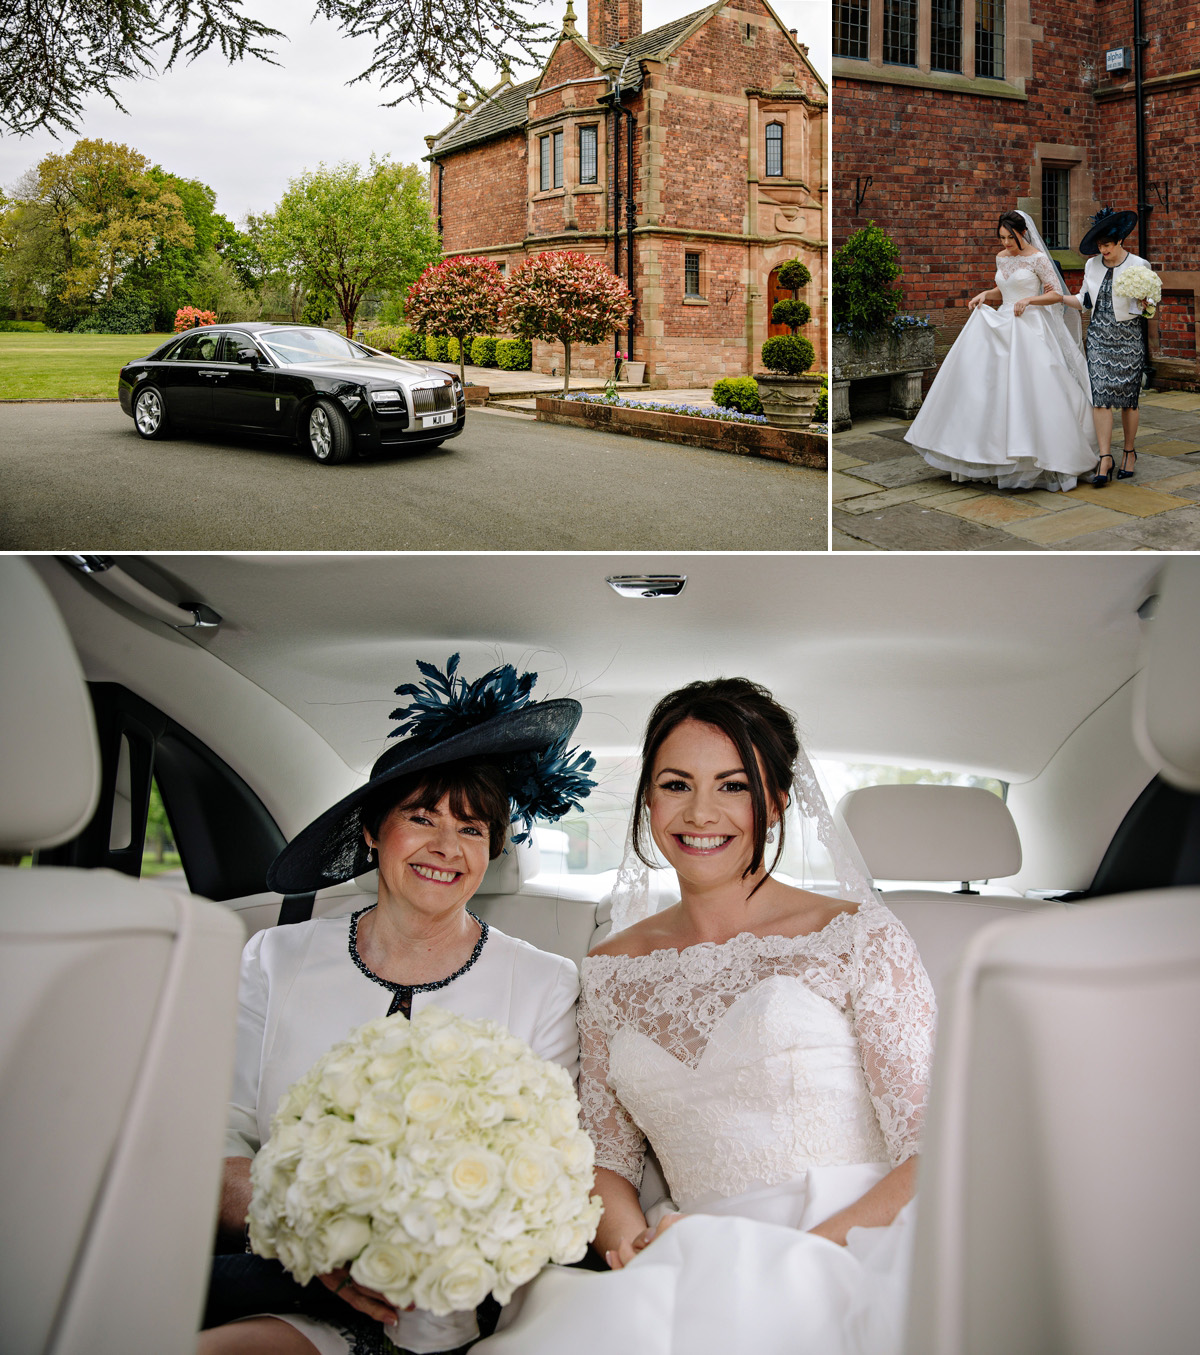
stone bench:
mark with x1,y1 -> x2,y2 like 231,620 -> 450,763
831,329 -> 936,432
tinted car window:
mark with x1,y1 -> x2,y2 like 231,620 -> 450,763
170,330 -> 223,362
219,334 -> 261,363
258,328 -> 368,365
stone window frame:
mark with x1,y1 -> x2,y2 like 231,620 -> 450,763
682,249 -> 709,305
533,127 -> 567,200
833,0 -> 1031,99
1021,143 -> 1095,270
579,124 -> 598,184
764,122 -> 785,178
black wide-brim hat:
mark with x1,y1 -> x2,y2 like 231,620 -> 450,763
1080,208 -> 1138,257
266,697 -> 583,895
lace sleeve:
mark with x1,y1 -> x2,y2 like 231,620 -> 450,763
850,909 -> 936,1166
577,975 -> 646,1189
1034,252 -> 1060,290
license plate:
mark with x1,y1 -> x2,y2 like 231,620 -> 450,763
423,411 -> 453,427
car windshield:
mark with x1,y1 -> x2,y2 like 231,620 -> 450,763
257,328 -> 368,365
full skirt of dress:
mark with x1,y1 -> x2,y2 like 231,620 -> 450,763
475,1165 -> 916,1355
904,303 -> 1098,492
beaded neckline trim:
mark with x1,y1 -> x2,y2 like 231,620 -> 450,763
348,903 -> 489,998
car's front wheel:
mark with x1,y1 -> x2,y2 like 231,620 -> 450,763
306,399 -> 352,465
132,385 -> 169,440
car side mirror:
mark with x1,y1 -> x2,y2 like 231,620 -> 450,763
236,348 -> 259,365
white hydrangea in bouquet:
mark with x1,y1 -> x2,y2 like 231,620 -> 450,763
247,1006 -> 603,1316
1114,264 -> 1162,317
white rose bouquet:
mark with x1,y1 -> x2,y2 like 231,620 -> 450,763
1114,263 -> 1162,317
247,1006 -> 603,1317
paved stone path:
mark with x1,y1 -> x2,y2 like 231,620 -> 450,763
832,389 -> 1200,551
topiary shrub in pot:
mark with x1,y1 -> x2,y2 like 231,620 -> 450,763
755,258 -> 822,428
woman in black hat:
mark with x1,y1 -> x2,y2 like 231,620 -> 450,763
199,656 -> 594,1355
1062,208 -> 1151,485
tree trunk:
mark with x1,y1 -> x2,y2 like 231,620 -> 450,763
563,340 -> 572,395
458,333 -> 467,386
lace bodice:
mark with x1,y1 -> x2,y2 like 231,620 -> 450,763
578,898 -> 936,1209
995,250 -> 1058,305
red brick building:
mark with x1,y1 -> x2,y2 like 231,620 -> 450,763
833,0 -> 1200,389
424,1 -> 827,386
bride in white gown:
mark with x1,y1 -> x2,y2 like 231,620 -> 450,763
904,209 -> 1098,491
478,678 -> 936,1355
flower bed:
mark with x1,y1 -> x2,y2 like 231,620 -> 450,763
571,393 -> 767,424
535,396 -> 825,468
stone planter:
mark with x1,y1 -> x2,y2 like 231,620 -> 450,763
831,329 -> 936,431
618,360 -> 646,384
753,371 -> 824,430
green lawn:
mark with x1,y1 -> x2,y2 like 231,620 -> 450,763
0,331 -> 172,400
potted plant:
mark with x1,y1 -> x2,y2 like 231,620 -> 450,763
831,222 -> 935,431
755,259 -> 823,428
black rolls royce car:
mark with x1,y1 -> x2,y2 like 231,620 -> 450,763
117,323 -> 466,464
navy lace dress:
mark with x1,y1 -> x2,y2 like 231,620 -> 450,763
1085,268 -> 1144,409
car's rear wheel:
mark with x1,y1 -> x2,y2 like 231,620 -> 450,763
132,385 -> 169,440
306,399 -> 352,465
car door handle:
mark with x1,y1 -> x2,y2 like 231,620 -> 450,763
199,369 -> 230,379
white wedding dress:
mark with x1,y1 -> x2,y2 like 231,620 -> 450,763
904,251 -> 1099,491
477,897 -> 936,1355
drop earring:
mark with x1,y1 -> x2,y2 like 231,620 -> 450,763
766,822 -> 778,845
365,845 -> 375,866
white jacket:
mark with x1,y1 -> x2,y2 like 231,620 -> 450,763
1079,251 -> 1151,323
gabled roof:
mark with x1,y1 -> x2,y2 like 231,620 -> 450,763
428,78 -> 538,158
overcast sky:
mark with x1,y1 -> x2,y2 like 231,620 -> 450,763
0,0 -> 829,225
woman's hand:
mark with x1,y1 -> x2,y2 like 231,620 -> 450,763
604,1212 -> 685,1270
1013,297 -> 1029,316
967,291 -> 989,311
317,1267 -> 405,1324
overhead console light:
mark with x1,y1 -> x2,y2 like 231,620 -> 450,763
1137,594 -> 1158,621
61,556 -> 221,630
606,574 -> 687,599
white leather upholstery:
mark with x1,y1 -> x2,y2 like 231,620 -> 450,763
0,558 -> 100,851
905,888 -> 1200,1355
1136,556 -> 1200,792
836,784 -> 1022,883
0,557 -> 244,1355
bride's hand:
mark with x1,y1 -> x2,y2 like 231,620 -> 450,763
318,1267 -> 405,1324
1013,298 -> 1029,316
967,292 -> 987,310
605,1212 -> 685,1269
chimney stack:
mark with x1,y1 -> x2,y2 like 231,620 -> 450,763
588,0 -> 642,48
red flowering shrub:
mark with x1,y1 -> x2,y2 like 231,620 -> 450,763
174,306 -> 218,332
406,257 -> 506,383
503,252 -> 632,393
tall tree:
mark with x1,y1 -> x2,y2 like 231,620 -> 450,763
260,158 -> 440,336
504,252 -> 632,394
406,256 -> 505,384
0,0 -> 552,135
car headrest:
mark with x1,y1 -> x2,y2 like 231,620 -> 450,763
345,827 -> 542,896
1136,558 -> 1200,793
0,559 -> 101,852
835,783 -> 1021,883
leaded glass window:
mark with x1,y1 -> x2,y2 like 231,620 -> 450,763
975,0 -> 1006,79
930,0 -> 962,73
765,122 -> 784,177
834,0 -> 869,59
685,253 -> 701,297
539,136 -> 550,192
883,0 -> 918,66
580,126 -> 597,184
1042,167 -> 1070,250
553,129 -> 564,188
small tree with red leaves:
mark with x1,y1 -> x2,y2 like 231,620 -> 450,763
503,251 -> 632,394
406,256 -> 506,384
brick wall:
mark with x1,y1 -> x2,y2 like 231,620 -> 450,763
833,0 -> 1199,384
436,132 -> 527,254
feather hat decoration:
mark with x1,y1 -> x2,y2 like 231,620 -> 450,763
267,654 -> 593,894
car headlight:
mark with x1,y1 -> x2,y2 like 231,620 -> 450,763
370,389 -> 403,406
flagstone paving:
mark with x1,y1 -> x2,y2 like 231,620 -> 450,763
832,390 -> 1200,551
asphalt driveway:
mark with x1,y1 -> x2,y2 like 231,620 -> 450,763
0,403 -> 826,551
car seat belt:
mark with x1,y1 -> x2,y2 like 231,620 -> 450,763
277,893 -> 316,925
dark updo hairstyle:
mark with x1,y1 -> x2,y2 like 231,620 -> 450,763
1093,221 -> 1125,246
361,759 -> 510,860
632,677 -> 799,892
997,211 -> 1029,241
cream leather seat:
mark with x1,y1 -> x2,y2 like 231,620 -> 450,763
0,558 -> 244,1355
906,557 -> 1200,1355
836,783 -> 1062,999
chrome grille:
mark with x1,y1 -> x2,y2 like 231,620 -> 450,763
411,383 -> 454,416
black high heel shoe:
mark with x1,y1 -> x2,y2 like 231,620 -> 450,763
1092,453 -> 1115,488
1117,448 -> 1137,480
